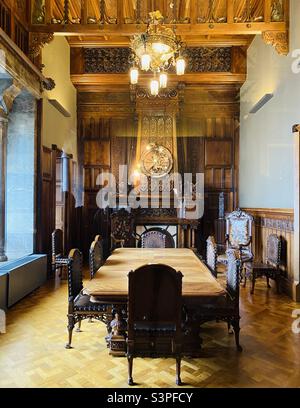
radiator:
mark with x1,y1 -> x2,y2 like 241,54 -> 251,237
0,255 -> 47,308
0,272 -> 7,311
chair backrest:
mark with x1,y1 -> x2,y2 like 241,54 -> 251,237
52,229 -> 63,257
226,209 -> 253,249
67,249 -> 83,300
141,230 -> 167,249
111,209 -> 134,243
128,264 -> 183,338
89,239 -> 104,279
266,234 -> 281,267
206,236 -> 217,275
94,234 -> 102,243
226,249 -> 241,306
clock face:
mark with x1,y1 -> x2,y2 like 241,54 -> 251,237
141,144 -> 173,178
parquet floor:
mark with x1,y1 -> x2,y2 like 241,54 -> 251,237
0,269 -> 300,388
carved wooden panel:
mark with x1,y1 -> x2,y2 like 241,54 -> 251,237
205,139 -> 232,167
82,46 -> 232,74
84,139 -> 111,166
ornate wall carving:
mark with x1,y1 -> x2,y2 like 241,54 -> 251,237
84,48 -> 132,73
262,31 -> 289,56
83,47 -> 232,74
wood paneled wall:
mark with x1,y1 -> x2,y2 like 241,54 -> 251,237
78,84 -> 240,255
244,208 -> 294,297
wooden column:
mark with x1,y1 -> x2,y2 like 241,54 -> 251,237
0,112 -> 8,262
293,124 -> 300,302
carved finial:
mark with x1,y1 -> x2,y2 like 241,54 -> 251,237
42,78 -> 56,91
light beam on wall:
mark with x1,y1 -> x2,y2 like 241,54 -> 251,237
249,93 -> 274,114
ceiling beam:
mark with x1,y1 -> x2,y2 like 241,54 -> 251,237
71,73 -> 247,88
30,21 -> 286,36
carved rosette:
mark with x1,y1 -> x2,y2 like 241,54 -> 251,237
29,32 -> 54,58
262,31 -> 289,56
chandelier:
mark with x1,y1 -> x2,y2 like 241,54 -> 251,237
130,10 -> 186,96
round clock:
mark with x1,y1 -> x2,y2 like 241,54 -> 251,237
140,144 -> 173,178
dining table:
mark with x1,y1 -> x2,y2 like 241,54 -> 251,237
83,248 -> 227,356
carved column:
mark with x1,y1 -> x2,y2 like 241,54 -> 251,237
293,124 -> 300,302
0,111 -> 8,261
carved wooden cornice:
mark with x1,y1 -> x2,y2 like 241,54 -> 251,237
29,32 -> 54,58
262,31 -> 289,56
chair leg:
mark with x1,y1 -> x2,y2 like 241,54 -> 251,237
127,355 -> 134,386
176,356 -> 182,386
76,318 -> 82,333
266,276 -> 272,289
232,318 -> 242,352
66,314 -> 75,349
251,273 -> 256,295
227,319 -> 234,334
275,275 -> 281,294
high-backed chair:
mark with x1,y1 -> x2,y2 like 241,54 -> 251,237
127,264 -> 183,386
206,236 -> 218,277
51,229 -> 68,274
141,230 -> 166,248
89,239 -> 104,279
217,209 -> 254,267
65,248 -> 108,349
111,209 -> 134,250
135,227 -> 176,248
244,234 -> 282,294
198,249 -> 242,351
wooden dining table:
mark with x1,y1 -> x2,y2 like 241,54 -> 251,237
83,248 -> 227,357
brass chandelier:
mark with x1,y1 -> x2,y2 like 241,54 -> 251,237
130,10 -> 186,96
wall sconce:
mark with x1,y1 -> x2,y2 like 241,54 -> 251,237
249,93 -> 274,114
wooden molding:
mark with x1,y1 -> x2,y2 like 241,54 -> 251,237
242,208 -> 294,221
262,31 -> 289,55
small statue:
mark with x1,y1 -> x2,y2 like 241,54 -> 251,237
219,192 -> 225,219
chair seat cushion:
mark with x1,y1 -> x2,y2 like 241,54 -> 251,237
74,294 -> 107,312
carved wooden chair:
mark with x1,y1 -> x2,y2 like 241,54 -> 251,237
65,248 -> 109,349
217,209 -> 254,268
127,264 -> 183,386
196,249 -> 242,351
206,236 -> 218,277
244,234 -> 282,294
135,227 -> 176,248
141,230 -> 166,248
110,209 -> 134,250
51,229 -> 68,275
89,238 -> 104,280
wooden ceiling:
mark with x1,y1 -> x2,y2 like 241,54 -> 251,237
29,1 -> 289,90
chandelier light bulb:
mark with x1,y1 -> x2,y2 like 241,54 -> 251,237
141,53 -> 151,71
176,57 -> 186,76
159,72 -> 168,88
130,67 -> 139,84
150,79 -> 159,96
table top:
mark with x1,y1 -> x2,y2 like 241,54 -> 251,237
84,248 -> 226,299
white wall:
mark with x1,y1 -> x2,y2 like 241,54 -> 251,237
41,36 -> 77,161
239,0 -> 300,209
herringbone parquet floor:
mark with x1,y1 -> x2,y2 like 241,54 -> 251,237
0,270 -> 300,388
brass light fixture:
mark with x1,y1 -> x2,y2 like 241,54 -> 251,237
130,10 -> 186,96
